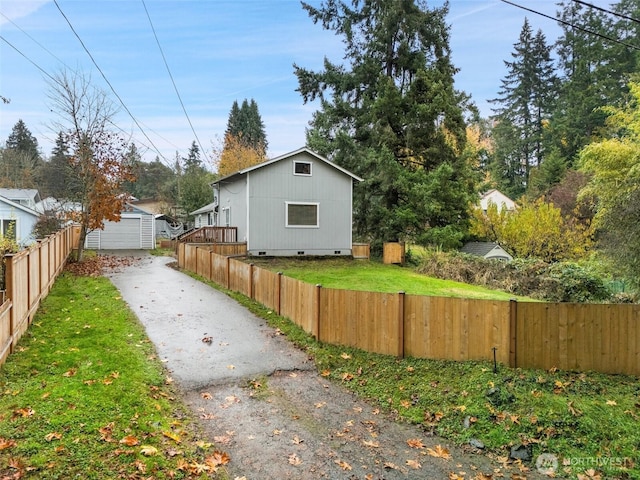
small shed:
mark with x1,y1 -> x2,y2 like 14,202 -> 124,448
85,203 -> 156,250
461,242 -> 513,261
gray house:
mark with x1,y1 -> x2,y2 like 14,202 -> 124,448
213,147 -> 362,256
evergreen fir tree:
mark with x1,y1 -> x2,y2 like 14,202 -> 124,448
294,0 -> 475,250
489,19 -> 557,197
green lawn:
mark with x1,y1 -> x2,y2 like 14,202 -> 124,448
0,273 -> 229,480
249,257 -> 533,301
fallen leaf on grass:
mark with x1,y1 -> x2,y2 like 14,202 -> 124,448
320,369 -> 331,377
568,401 -> 583,416
427,445 -> 451,459
140,445 -> 158,456
163,431 -> 181,443
12,407 -> 34,419
340,353 -> 352,359
577,469 -> 602,480
119,435 -> 139,446
63,368 -> 77,377
605,400 -> 617,406
0,437 -> 17,450
45,432 -> 62,442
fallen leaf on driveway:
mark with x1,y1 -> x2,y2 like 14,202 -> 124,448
427,445 -> 451,459
406,459 -> 422,469
407,438 -> 426,449
335,459 -> 352,471
288,453 -> 302,466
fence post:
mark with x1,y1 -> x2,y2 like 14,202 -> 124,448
314,284 -> 322,340
509,299 -> 518,368
398,291 -> 405,358
276,272 -> 282,315
249,263 -> 254,299
5,254 -> 15,353
226,256 -> 231,290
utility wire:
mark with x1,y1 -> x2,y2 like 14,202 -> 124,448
53,0 -> 172,164
1,12 -> 184,161
500,0 -> 640,51
0,35 -> 57,83
141,0 -> 210,165
571,0 -> 640,25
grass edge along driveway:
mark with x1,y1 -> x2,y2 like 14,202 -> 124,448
0,272 -> 231,480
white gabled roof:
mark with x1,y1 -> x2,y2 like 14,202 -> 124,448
0,195 -> 40,217
215,147 -> 363,183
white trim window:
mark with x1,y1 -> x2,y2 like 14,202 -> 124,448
286,202 -> 319,228
293,160 -> 312,176
222,207 -> 231,227
1,219 -> 17,240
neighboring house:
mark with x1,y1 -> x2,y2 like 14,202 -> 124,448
190,201 -> 217,228
461,242 -> 513,261
0,195 -> 39,247
479,189 -> 516,213
84,203 -> 156,250
211,147 -> 362,256
0,188 -> 42,212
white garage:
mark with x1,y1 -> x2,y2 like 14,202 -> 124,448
85,205 -> 156,250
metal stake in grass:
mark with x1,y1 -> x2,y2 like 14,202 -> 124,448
492,347 -> 498,374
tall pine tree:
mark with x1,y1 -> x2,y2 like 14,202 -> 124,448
294,0 -> 475,250
490,19 -> 557,198
218,99 -> 268,175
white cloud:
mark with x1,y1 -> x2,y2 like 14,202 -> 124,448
0,1 -> 50,25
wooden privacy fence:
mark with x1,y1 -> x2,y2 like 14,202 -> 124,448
0,225 -> 78,366
179,244 -> 640,377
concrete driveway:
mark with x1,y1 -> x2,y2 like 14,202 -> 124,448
105,252 -> 313,390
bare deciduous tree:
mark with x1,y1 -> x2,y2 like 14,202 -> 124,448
47,69 -> 134,261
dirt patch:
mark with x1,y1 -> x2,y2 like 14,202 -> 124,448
182,370 -> 545,480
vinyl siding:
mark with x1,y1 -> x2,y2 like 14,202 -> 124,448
247,150 -> 353,254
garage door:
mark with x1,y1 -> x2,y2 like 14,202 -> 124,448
99,218 -> 141,249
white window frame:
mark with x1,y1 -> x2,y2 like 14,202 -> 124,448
293,160 -> 312,176
285,202 -> 319,228
1,218 -> 17,241
222,207 -> 231,227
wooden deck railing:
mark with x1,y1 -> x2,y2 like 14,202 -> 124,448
179,226 -> 238,244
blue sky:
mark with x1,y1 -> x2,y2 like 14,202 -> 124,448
0,1 -> 598,167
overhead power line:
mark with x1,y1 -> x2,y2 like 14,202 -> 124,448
500,0 -> 640,51
571,0 -> 640,25
53,0 -> 172,163
141,0 -> 210,165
